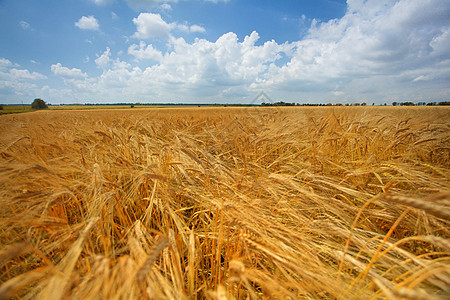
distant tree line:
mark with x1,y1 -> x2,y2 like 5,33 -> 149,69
47,100 -> 450,107
262,101 -> 450,107
392,101 -> 449,106
81,102 -> 260,107
261,101 -> 297,106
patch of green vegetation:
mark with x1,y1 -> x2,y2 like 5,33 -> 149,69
0,105 -> 34,115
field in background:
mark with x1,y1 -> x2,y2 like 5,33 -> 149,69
0,105 -> 34,115
0,105 -> 142,114
0,107 -> 449,299
0,105 -> 221,115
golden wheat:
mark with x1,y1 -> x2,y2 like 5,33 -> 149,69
0,106 -> 449,299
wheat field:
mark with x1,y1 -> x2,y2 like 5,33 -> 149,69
0,106 -> 449,299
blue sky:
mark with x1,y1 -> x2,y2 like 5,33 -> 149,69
0,0 -> 449,104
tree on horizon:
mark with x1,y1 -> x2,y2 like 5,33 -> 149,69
32,98 -> 48,109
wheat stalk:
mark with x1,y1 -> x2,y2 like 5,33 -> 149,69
383,193 -> 450,220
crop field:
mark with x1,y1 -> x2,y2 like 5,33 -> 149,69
0,105 -> 143,115
0,106 -> 449,299
0,105 -> 34,115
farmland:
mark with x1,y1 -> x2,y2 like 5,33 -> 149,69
0,106 -> 449,299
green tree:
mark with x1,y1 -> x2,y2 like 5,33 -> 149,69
31,98 -> 48,109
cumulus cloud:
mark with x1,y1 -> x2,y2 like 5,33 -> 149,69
10,0 -> 447,104
190,25 -> 206,33
58,0 -> 444,103
128,42 -> 163,61
75,16 -> 100,31
0,58 -> 46,81
80,31 -> 291,101
50,0 -> 448,103
95,48 -> 132,72
51,63 -> 87,78
177,24 -> 206,33
0,58 -> 48,99
132,13 -> 206,40
256,0 -> 450,99
133,13 -> 172,40
95,47 -> 112,69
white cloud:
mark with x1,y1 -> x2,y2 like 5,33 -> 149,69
95,47 -> 112,69
77,31 -> 291,101
96,47 -> 133,71
430,27 -> 450,58
0,58 -> 17,70
132,13 -> 206,40
101,0 -> 448,103
412,75 -> 430,82
9,69 -> 47,80
332,91 -> 345,96
176,24 -> 189,32
4,0 -> 449,104
39,0 -> 448,104
75,16 -> 100,31
133,13 -> 173,40
0,59 -> 46,81
0,58 -> 48,100
257,0 -> 450,98
19,21 -> 32,30
51,63 -> 87,78
176,24 -> 206,33
128,42 -> 163,61
160,3 -> 172,10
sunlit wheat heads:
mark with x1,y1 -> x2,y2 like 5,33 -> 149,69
0,106 -> 449,299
